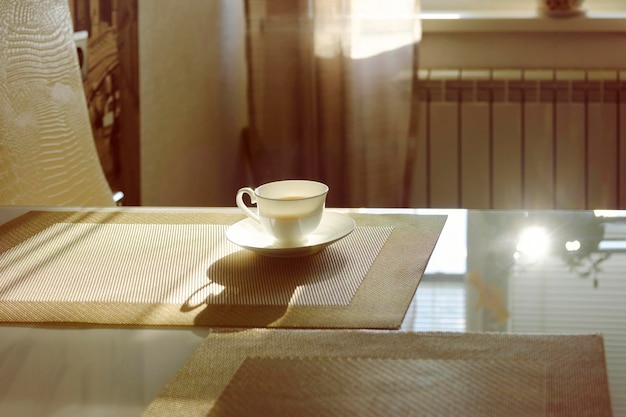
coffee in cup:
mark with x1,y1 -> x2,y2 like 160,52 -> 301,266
235,180 -> 329,245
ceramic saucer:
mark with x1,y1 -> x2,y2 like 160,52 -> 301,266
226,211 -> 355,258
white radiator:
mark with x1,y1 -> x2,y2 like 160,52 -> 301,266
410,69 -> 626,209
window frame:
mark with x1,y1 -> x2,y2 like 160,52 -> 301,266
420,0 -> 625,12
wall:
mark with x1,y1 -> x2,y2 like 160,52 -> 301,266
136,5 -> 626,208
138,0 -> 248,206
420,32 -> 626,70
415,16 -> 626,209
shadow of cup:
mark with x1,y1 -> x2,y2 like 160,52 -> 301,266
189,247 -> 347,327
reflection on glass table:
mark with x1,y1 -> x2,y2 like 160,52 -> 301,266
402,209 -> 626,417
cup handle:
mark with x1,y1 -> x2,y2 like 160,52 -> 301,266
236,187 -> 260,223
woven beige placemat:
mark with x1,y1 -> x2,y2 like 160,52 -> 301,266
0,210 -> 446,328
143,330 -> 613,417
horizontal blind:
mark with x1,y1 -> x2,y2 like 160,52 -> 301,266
510,253 -> 626,417
402,275 -> 466,332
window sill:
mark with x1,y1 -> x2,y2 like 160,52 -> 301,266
421,12 -> 626,33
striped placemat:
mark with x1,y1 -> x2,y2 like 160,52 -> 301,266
0,210 -> 446,328
143,330 -> 613,417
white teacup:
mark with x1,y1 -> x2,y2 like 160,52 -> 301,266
235,180 -> 329,245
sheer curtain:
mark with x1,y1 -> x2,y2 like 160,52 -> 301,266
243,0 -> 421,207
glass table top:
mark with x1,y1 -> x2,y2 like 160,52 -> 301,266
0,207 -> 624,416
401,209 -> 626,416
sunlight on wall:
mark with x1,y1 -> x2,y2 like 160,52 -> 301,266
313,0 -> 421,60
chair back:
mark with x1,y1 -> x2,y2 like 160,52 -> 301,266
0,0 -> 115,206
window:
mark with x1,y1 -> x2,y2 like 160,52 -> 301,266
402,275 -> 466,332
421,0 -> 624,12
312,0 -> 421,59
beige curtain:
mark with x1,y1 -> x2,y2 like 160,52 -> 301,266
243,0 -> 421,207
